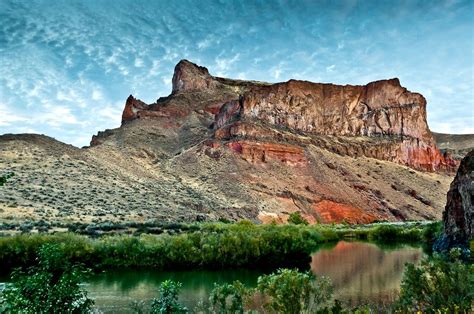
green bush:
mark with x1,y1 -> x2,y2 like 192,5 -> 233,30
368,224 -> 423,242
0,222 -> 436,273
150,280 -> 187,314
0,224 -> 323,272
0,243 -> 94,313
287,212 -> 309,225
0,173 -> 14,186
209,280 -> 250,313
257,268 -> 333,314
208,269 -> 334,313
395,248 -> 473,313
422,221 -> 443,244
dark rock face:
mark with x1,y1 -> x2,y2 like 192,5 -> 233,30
436,150 -> 473,251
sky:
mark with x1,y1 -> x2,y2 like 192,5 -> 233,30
0,0 -> 473,147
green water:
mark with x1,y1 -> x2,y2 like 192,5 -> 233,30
83,241 -> 423,312
85,268 -> 265,313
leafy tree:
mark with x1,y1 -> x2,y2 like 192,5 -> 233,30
151,280 -> 187,314
0,243 -> 94,313
209,280 -> 250,313
395,248 -> 473,313
257,268 -> 333,314
287,212 -> 309,225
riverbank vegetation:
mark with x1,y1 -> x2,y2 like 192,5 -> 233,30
1,244 -> 471,313
122,249 -> 474,313
0,221 -> 437,273
0,244 -> 94,313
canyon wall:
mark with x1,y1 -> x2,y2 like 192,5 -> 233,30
116,60 -> 455,172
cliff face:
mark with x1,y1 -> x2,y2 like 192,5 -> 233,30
118,60 -> 454,172
172,59 -> 219,93
436,150 -> 473,250
12,59 -> 449,225
240,79 -> 427,139
219,79 -> 456,171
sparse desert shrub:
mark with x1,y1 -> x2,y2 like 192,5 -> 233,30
257,268 -> 333,314
394,248 -> 473,313
209,280 -> 250,313
0,172 -> 14,186
19,223 -> 33,233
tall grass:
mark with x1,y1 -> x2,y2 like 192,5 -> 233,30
0,221 -> 433,273
0,222 -> 325,272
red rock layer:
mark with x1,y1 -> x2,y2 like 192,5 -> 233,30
214,79 -> 455,171
312,200 -> 376,224
225,140 -> 307,165
121,95 -> 149,123
116,59 -> 455,172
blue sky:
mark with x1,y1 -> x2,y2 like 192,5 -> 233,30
1,0 -> 473,147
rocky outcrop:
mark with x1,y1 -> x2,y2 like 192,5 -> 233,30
172,59 -> 219,94
121,95 -> 149,123
113,60 -> 456,173
436,150 -> 473,251
2,60 -> 459,226
214,79 -> 455,171
240,79 -> 428,140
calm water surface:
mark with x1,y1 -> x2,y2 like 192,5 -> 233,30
83,241 -> 423,312
0,241 -> 423,312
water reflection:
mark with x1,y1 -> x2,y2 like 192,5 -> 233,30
85,269 -> 264,313
311,241 -> 423,305
0,241 -> 423,312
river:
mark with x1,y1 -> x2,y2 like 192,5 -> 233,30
81,241 -> 423,312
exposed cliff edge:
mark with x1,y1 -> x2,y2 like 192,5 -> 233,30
0,60 -> 459,225
435,150 -> 473,251
116,59 -> 455,172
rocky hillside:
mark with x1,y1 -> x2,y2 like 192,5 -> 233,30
0,60 -> 460,225
433,132 -> 474,160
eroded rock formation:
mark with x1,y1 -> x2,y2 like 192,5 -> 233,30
214,78 -> 456,171
436,150 -> 473,250
81,59 -> 458,224
118,59 -> 454,172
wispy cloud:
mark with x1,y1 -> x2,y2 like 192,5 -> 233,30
0,0 -> 472,147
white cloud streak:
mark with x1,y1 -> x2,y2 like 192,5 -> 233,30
0,0 -> 472,147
